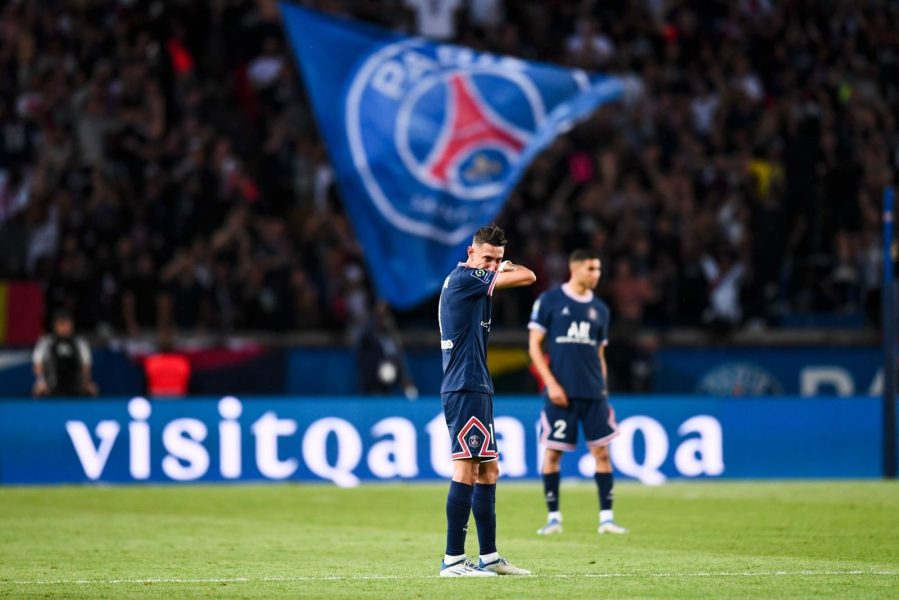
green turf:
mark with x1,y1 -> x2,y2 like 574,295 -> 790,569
0,481 -> 896,598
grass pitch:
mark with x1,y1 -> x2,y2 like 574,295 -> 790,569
0,481 -> 896,598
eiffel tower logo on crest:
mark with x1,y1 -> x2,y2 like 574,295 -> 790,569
423,74 -> 527,188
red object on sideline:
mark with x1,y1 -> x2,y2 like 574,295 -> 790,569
145,353 -> 191,397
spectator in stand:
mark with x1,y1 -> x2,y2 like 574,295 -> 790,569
32,309 -> 97,398
404,0 -> 464,41
356,301 -> 417,400
0,0 -> 893,343
606,256 -> 657,391
608,256 -> 656,334
701,242 -> 746,333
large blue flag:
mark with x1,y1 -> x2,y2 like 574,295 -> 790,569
280,3 -> 624,309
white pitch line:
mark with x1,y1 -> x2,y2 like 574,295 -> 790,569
5,571 -> 898,585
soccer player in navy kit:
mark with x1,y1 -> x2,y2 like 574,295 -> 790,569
529,249 -> 628,535
438,224 -> 536,577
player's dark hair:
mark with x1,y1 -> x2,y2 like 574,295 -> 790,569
569,248 -> 600,263
53,308 -> 73,322
472,224 -> 507,247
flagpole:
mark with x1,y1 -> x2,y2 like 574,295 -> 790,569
882,186 -> 896,479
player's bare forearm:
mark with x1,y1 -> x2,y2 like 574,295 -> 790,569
81,367 -> 97,396
494,262 -> 536,290
32,364 -> 47,397
529,330 -> 568,406
599,345 -> 609,394
527,333 -> 554,385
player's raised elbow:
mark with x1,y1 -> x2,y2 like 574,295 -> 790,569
497,268 -> 536,289
520,268 -> 537,287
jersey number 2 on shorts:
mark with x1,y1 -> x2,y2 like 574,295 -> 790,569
552,420 -> 567,439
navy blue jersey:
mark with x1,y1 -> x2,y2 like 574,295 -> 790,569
439,263 -> 498,394
529,285 -> 610,398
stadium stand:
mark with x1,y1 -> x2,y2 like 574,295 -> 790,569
0,0 -> 896,350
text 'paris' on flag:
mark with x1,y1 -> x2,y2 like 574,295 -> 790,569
279,3 -> 625,309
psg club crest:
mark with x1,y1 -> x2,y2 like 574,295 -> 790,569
346,40 -> 598,244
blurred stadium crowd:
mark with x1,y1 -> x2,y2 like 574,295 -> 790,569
0,0 -> 896,341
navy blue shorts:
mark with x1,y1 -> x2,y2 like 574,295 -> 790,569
442,391 -> 498,462
538,396 -> 619,451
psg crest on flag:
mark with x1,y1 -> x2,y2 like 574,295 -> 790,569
346,42 -> 597,244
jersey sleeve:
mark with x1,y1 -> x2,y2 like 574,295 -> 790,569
32,336 -> 50,365
457,267 -> 497,298
598,301 -> 610,346
76,337 -> 92,366
528,293 -> 551,332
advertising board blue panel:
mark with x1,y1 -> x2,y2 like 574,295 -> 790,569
0,349 -> 144,397
285,348 -> 445,395
0,396 -> 890,485
653,347 -> 884,396
4,346 -> 884,397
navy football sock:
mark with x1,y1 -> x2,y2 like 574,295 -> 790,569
471,483 -> 497,556
542,472 -> 561,513
595,472 -> 613,511
445,481 -> 474,557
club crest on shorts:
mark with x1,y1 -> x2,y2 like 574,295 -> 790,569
452,416 -> 498,459
346,41 -> 588,243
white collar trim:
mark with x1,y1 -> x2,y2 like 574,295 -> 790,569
561,283 -> 594,303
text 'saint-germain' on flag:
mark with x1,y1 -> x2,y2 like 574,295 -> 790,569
280,3 -> 625,309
